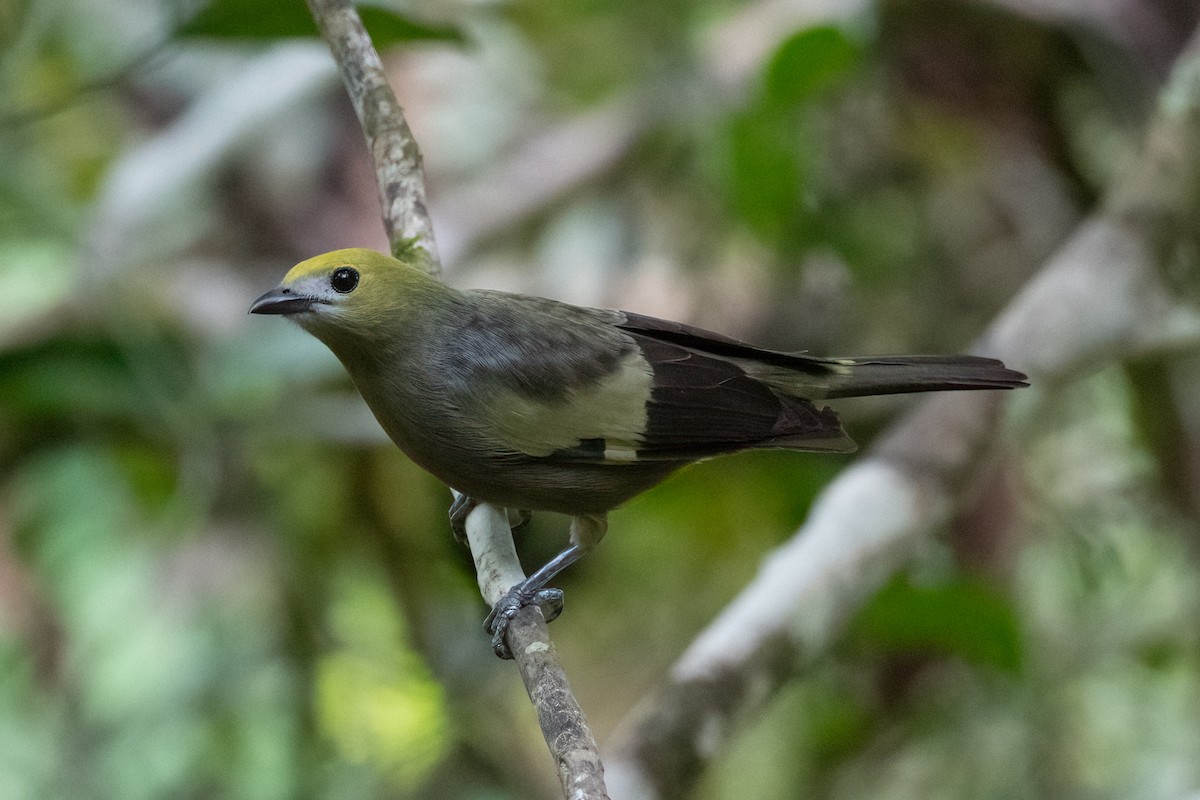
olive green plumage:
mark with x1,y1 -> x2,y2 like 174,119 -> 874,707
251,248 -> 1027,655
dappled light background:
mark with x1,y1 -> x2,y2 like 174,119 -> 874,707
2,0 -> 1200,797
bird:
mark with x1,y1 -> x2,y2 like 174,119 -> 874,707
251,248 -> 1027,657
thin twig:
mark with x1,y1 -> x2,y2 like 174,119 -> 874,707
463,499 -> 609,799
605,23 -> 1200,800
305,0 -> 440,271
304,1 -> 608,796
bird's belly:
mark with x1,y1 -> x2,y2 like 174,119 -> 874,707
414,445 -> 682,515
354,382 -> 682,513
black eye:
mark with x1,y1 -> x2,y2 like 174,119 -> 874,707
330,267 -> 359,293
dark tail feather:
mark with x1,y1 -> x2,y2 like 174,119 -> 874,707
818,355 -> 1028,399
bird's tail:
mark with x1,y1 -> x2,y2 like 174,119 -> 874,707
756,354 -> 1028,400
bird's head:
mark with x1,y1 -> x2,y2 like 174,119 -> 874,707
250,248 -> 443,345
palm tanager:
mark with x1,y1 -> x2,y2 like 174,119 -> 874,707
251,248 -> 1027,657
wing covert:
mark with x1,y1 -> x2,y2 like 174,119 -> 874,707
434,292 -> 654,461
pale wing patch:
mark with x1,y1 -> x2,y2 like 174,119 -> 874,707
602,445 -> 640,462
482,353 -> 653,460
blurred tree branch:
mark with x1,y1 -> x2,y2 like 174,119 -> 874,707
87,44 -> 336,270
605,20 -> 1200,800
303,0 -> 608,796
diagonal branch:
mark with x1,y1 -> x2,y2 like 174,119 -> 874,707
306,0 -> 439,271
304,2 -> 608,796
605,21 -> 1200,800
463,499 -> 608,798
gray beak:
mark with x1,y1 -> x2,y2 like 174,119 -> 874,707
249,287 -> 314,315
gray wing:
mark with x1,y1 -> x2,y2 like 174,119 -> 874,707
432,292 -> 655,460
432,295 -> 852,462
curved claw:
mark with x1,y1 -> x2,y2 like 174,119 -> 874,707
484,585 -> 565,659
448,494 -> 478,545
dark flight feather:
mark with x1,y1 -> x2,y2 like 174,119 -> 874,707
629,334 -> 853,460
615,311 -> 1026,461
617,311 -> 1027,398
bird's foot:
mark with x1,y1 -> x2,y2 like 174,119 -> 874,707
483,583 -> 564,659
448,494 -> 478,545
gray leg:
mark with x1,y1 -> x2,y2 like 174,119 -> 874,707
485,514 -> 607,659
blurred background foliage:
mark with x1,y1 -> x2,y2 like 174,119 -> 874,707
1,0 -> 1200,797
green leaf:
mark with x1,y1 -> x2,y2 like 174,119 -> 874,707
723,106 -> 810,244
0,239 -> 76,346
764,26 -> 862,107
0,337 -> 142,422
717,25 -> 864,249
850,574 -> 1024,673
177,0 -> 463,46
826,187 -> 925,287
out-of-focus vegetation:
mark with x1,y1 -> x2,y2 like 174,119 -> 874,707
2,0 -> 1199,797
